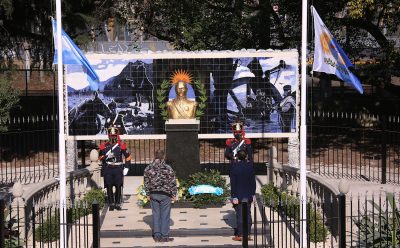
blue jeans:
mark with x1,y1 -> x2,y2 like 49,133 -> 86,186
150,193 -> 172,239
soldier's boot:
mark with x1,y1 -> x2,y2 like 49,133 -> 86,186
115,186 -> 122,210
106,186 -> 115,211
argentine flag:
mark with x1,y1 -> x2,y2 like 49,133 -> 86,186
51,18 -> 99,91
311,6 -> 363,94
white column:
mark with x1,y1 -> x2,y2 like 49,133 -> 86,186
300,0 -> 309,246
66,139 -> 76,172
55,0 -> 67,247
288,136 -> 300,168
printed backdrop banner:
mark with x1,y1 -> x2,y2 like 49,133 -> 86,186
66,50 -> 299,138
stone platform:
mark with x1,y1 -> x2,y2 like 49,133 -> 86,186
99,176 -> 265,248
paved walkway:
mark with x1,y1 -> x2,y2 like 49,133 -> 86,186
98,175 -> 400,248
99,176 -> 266,248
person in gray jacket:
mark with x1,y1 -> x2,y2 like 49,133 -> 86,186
144,149 -> 177,243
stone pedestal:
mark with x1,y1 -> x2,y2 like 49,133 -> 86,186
165,119 -> 200,180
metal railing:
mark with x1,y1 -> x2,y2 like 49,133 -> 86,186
308,125 -> 400,184
250,189 -> 400,247
1,127 -> 400,185
0,69 -> 57,96
1,197 -> 100,248
0,129 -> 58,185
1,110 -> 400,185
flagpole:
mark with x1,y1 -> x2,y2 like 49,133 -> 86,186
55,0 -> 67,247
300,0 -> 308,246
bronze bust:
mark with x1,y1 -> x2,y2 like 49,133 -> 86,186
167,81 -> 198,119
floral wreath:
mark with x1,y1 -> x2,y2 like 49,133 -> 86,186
157,69 -> 207,120
137,179 -> 185,207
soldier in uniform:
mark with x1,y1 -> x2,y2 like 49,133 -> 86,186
225,120 -> 253,163
99,126 -> 132,210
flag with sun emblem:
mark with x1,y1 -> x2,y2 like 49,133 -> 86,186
311,6 -> 363,94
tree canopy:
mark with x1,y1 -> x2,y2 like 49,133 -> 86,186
0,72 -> 20,132
0,0 -> 398,75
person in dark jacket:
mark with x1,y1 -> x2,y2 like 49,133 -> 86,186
230,149 -> 256,241
144,150 -> 177,243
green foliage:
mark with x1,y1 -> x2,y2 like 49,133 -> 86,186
354,192 -> 400,247
156,79 -> 207,120
70,188 -> 107,219
308,206 -> 329,243
0,0 -> 13,18
82,188 -> 106,213
137,179 -> 185,207
35,188 -> 106,243
347,0 -> 375,19
280,192 -> 301,219
3,207 -> 24,248
182,170 -> 230,208
260,184 -> 328,243
156,80 -> 170,121
193,80 -> 207,120
34,214 -> 60,243
261,183 -> 280,207
4,236 -> 24,248
0,74 -> 20,132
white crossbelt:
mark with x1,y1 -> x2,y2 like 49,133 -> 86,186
232,140 -> 245,157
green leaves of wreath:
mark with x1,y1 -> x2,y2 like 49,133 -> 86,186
157,80 -> 207,120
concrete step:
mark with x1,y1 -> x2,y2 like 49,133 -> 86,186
101,227 -> 233,238
101,226 -> 265,238
100,235 -> 259,247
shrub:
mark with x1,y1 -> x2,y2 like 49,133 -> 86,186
183,170 -> 230,208
354,192 -> 400,247
82,188 -> 106,213
34,214 -> 60,243
261,183 -> 280,208
308,207 -> 328,243
0,74 -> 20,132
280,192 -> 300,218
3,205 -> 24,247
70,188 -> 106,219
260,183 -> 328,243
4,236 -> 25,248
34,188 -> 106,242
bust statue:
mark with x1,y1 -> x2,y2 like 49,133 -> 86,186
167,81 -> 198,119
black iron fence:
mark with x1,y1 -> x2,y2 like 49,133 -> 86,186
308,125 -> 400,184
0,198 -> 100,248
1,111 -> 400,185
92,138 -> 287,177
3,127 -> 399,185
248,191 -> 400,247
0,69 -> 57,96
0,129 -> 58,185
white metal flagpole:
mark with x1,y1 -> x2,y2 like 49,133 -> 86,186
55,0 -> 67,247
300,0 -> 308,246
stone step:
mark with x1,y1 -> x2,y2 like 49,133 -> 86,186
101,226 -> 266,238
101,227 -> 234,238
100,235 -> 259,247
